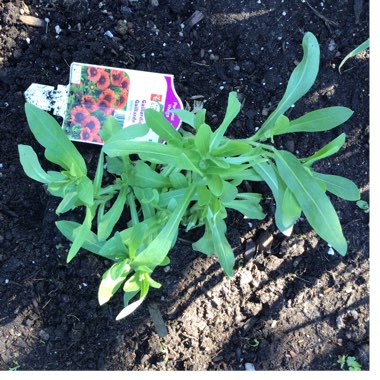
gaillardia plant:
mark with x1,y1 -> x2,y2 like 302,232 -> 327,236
18,32 -> 360,319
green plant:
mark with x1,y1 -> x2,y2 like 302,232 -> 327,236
356,200 -> 369,213
8,361 -> 21,371
18,32 -> 360,319
337,355 -> 362,371
339,38 -> 369,73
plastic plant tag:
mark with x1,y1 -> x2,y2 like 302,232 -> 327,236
24,63 -> 184,145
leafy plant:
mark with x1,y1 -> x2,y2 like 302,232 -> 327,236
337,355 -> 362,371
356,200 -> 369,213
18,32 -> 360,319
339,38 -> 369,73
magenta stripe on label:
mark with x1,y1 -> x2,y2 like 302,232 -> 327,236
163,76 -> 183,129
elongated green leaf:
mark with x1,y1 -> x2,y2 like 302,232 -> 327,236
210,92 -> 241,148
193,224 -> 214,256
66,206 -> 94,262
99,231 -> 129,260
145,108 -> 182,144
211,140 -> 252,156
99,116 -> 122,143
282,188 -> 302,227
303,133 -> 346,166
56,191 -> 78,215
224,199 -> 265,220
169,109 -> 195,127
271,115 -> 290,136
116,295 -> 146,320
98,260 -> 131,305
313,172 -> 360,201
132,183 -> 196,269
339,38 -> 369,73
254,161 -> 291,233
18,145 -> 54,184
131,161 -> 171,188
94,152 -> 104,195
25,103 -> 86,175
220,181 -> 238,203
98,187 -> 128,241
208,215 -> 235,277
56,220 -> 107,256
195,123 -> 212,155
207,175 -> 224,197
274,107 -> 353,135
169,172 -> 188,188
274,150 -> 347,254
194,109 -> 206,130
254,32 -> 320,140
77,176 -> 94,206
123,273 -> 142,292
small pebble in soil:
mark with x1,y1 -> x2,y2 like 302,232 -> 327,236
104,30 -> 114,38
245,363 -> 255,371
336,315 -> 345,329
39,329 -> 50,341
55,25 -> 62,34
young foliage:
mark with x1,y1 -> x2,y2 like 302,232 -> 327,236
19,32 -> 360,319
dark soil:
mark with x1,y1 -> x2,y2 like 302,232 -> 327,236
0,0 -> 369,371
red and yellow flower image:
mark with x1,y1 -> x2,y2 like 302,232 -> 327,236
97,99 -> 114,115
81,115 -> 101,134
96,69 -> 110,90
110,69 -> 124,86
81,95 -> 97,112
70,106 -> 89,124
99,89 -> 117,105
116,92 -> 128,109
119,77 -> 130,92
87,67 -> 102,82
80,127 -> 94,141
64,64 -> 131,144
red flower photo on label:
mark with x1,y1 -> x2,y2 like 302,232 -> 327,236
81,115 -> 101,134
110,69 -> 124,86
96,69 -> 110,90
70,106 -> 89,124
99,89 -> 117,105
81,95 -> 97,112
87,66 -> 101,82
64,64 -> 131,144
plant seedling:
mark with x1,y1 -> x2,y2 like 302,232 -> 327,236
19,32 -> 361,319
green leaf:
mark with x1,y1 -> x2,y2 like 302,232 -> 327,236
123,273 -> 142,292
312,172 -> 360,201
98,187 -> 128,241
56,220 -> 106,256
94,152 -> 104,195
255,32 -> 320,140
195,123 -> 212,155
131,161 -> 171,188
274,150 -> 347,255
106,157 -> 125,175
220,181 -> 238,203
282,188 -> 302,227
145,273 -> 161,289
271,115 -> 290,136
56,191 -> 78,215
339,38 -> 369,73
18,145 -> 54,184
25,103 -> 86,176
98,260 -> 131,305
194,109 -> 206,130
207,215 -> 235,277
303,133 -> 346,166
99,116 -> 122,143
132,183 -> 196,269
116,295 -> 146,320
99,231 -> 129,260
211,140 -> 252,156
66,206 -> 94,262
145,108 -> 182,144
169,172 -> 188,188
255,161 -> 292,233
207,175 -> 224,197
210,92 -> 241,149
274,107 -> 353,135
224,199 -> 265,220
169,109 -> 195,127
193,224 -> 214,256
77,176 -> 94,206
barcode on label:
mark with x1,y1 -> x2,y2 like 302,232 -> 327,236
113,110 -> 126,127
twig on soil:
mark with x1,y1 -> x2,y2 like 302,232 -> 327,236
305,1 -> 338,32
191,61 -> 210,67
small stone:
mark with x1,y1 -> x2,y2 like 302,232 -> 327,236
104,30 -> 114,38
336,315 -> 345,329
55,25 -> 62,34
245,363 -> 255,371
19,15 -> 45,27
240,270 -> 253,285
115,20 -> 128,36
39,329 -> 50,341
328,39 -> 337,52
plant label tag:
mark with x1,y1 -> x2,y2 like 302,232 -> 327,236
24,63 -> 184,145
